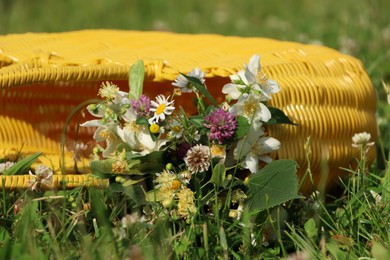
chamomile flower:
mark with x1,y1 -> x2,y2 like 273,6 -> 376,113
148,95 -> 175,124
172,68 -> 206,93
169,120 -> 184,138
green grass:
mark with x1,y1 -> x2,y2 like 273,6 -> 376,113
1,0 -> 390,259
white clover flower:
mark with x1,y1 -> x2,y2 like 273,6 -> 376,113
80,120 -> 122,158
28,164 -> 53,191
148,95 -> 175,124
0,161 -> 15,174
352,132 -> 375,148
172,67 -> 206,93
229,94 -> 271,130
184,144 -> 210,174
234,127 -> 280,173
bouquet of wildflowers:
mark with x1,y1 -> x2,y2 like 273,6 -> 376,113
81,54 -> 299,256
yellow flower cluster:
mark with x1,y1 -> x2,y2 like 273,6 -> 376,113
176,187 -> 196,219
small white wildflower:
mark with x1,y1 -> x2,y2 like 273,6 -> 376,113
148,95 -> 175,124
352,132 -> 375,148
0,161 -> 15,174
169,120 -> 184,138
229,94 -> 271,130
28,164 -> 53,191
98,81 -> 120,100
172,68 -> 206,93
234,127 -> 280,173
222,54 -> 280,100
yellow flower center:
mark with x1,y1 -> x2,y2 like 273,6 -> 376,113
211,144 -> 225,157
172,125 -> 182,134
171,179 -> 181,190
99,129 -> 117,142
242,101 -> 259,116
149,123 -> 160,134
155,103 -> 166,115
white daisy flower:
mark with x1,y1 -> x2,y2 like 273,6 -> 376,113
234,127 -> 280,173
172,67 -> 206,93
169,120 -> 184,138
148,95 -> 175,124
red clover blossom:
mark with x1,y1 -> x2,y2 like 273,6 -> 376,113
204,108 -> 237,144
131,94 -> 152,117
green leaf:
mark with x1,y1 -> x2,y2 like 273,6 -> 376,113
182,74 -> 218,106
304,218 -> 317,239
234,116 -> 250,139
189,114 -> 205,127
122,178 -> 145,187
4,152 -> 42,175
128,60 -> 145,100
210,163 -> 226,186
90,159 -> 114,175
136,116 -> 149,126
247,159 -> 300,211
267,107 -> 297,125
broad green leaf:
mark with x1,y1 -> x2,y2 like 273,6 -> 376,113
210,163 -> 226,186
5,152 -> 42,175
182,74 -> 218,106
136,116 -> 149,126
90,159 -> 114,175
234,116 -> 250,139
128,60 -> 145,100
267,107 -> 297,125
304,218 -> 317,239
247,159 -> 300,211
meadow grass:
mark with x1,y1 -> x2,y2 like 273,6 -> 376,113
1,0 -> 390,259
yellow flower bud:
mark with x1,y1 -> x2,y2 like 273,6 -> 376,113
149,123 -> 160,134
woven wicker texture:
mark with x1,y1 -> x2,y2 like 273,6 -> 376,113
0,30 -> 377,193
0,174 -> 108,191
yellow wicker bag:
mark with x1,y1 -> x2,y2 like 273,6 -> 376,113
0,30 -> 377,193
